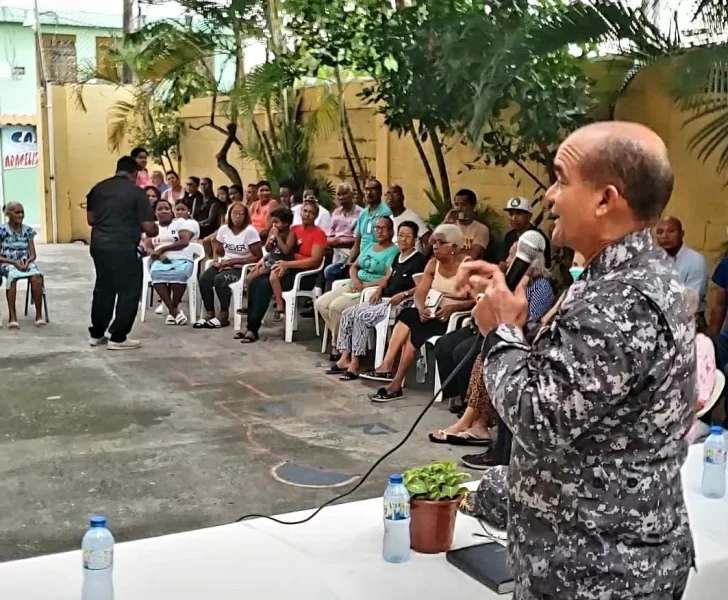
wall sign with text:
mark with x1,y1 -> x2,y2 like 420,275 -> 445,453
2,126 -> 39,170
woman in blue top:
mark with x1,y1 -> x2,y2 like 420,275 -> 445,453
316,216 -> 399,358
0,202 -> 45,328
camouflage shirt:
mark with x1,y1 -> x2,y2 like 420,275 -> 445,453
482,229 -> 695,599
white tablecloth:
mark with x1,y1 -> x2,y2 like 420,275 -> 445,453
0,445 -> 726,599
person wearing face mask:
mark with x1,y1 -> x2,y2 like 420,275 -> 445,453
444,189 -> 489,259
501,196 -> 552,269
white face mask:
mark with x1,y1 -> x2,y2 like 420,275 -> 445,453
569,267 -> 584,281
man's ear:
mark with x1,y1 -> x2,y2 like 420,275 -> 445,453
596,184 -> 621,218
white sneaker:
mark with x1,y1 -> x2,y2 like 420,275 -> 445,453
89,336 -> 108,347
155,304 -> 165,315
107,339 -> 142,351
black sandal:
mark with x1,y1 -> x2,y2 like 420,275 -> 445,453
370,387 -> 404,403
325,366 -> 347,375
360,369 -> 394,382
239,331 -> 259,344
339,371 -> 359,381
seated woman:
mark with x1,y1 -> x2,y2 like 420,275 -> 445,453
246,206 -> 297,323
686,289 -> 717,443
200,185 -> 231,241
148,200 -> 200,325
195,203 -> 262,329
238,201 -> 326,343
327,221 -> 428,380
316,216 -> 399,358
362,224 -> 474,402
429,247 -> 555,445
249,180 -> 279,240
0,202 -> 45,328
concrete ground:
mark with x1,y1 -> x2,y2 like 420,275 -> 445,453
0,244 -> 473,562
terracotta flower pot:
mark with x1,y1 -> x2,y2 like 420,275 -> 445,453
409,497 -> 461,554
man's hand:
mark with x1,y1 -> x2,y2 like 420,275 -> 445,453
458,261 -> 529,333
370,288 -> 383,304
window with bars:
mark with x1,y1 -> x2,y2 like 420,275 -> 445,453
41,34 -> 78,84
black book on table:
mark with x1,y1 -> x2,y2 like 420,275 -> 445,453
446,542 -> 515,595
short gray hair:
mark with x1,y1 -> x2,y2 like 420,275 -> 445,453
4,201 -> 22,216
433,223 -> 464,248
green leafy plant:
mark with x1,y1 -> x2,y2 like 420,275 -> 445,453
403,461 -> 470,502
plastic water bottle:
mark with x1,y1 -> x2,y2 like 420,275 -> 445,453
702,426 -> 727,499
82,516 -> 115,600
383,474 -> 411,563
415,356 -> 427,384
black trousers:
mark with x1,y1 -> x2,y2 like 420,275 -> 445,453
89,245 -> 143,343
199,265 -> 242,313
434,327 -> 479,401
245,270 -> 317,335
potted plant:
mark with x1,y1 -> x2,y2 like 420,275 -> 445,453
403,461 -> 471,554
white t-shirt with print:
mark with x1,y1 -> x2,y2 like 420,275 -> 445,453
216,224 -> 261,261
152,218 -> 200,261
292,203 -> 332,234
392,208 -> 429,251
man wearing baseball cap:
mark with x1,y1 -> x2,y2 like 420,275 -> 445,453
502,196 -> 551,268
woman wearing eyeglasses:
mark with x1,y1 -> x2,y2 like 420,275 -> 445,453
362,223 -> 474,402
316,216 -> 399,359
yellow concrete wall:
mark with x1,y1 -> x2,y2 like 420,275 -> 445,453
44,65 -> 728,255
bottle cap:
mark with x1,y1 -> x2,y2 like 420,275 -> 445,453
711,426 -> 724,435
89,516 -> 107,528
388,474 -> 403,484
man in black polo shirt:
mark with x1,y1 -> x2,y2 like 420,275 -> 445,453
501,196 -> 552,269
86,156 -> 158,350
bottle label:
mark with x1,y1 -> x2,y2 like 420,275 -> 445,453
83,548 -> 113,570
384,500 -> 410,520
705,447 -> 727,465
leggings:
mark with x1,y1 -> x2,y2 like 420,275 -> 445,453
336,300 -> 391,356
199,265 -> 242,313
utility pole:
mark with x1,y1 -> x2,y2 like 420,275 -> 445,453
122,0 -> 134,83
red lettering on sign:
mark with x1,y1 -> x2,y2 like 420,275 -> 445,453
3,151 -> 39,169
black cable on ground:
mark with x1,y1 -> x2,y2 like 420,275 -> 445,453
235,335 -> 482,525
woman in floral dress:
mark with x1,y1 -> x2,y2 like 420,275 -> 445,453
0,202 -> 45,327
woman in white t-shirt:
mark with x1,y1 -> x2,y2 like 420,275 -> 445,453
149,200 -> 201,325
195,202 -> 263,329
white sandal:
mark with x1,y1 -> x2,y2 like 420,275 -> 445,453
165,315 -> 176,325
7,321 -> 19,329
175,311 -> 188,326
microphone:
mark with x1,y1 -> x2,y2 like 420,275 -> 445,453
505,230 -> 546,291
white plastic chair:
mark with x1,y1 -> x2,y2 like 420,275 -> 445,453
422,310 -> 472,402
140,242 -> 205,324
320,279 -> 357,353
230,248 -> 269,331
697,371 -> 726,419
283,259 -> 324,343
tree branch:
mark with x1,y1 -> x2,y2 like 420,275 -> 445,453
408,121 -> 439,198
427,125 -> 451,205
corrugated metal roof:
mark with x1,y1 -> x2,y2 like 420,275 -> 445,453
0,7 -> 122,30
0,113 -> 38,126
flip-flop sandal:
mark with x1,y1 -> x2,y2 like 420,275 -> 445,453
370,388 -> 404,403
175,312 -> 189,326
339,371 -> 359,381
193,319 -> 209,329
428,430 -> 462,444
446,432 -> 493,447
165,315 -> 177,325
239,331 -> 259,344
325,366 -> 347,375
360,369 -> 395,382
328,353 -> 342,363
7,321 -> 19,329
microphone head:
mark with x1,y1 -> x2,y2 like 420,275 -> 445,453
515,230 -> 546,264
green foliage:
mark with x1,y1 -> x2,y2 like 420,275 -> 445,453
403,461 -> 471,502
239,84 -> 338,208
129,107 -> 182,169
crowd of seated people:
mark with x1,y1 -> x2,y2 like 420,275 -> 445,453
42,147 -> 726,459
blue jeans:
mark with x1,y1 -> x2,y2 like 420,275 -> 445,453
324,262 -> 348,283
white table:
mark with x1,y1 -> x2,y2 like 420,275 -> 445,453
0,445 -> 726,599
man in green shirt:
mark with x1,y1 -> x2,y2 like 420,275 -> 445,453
348,178 -> 393,265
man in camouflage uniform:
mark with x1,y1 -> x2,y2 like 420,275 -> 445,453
460,122 -> 695,599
